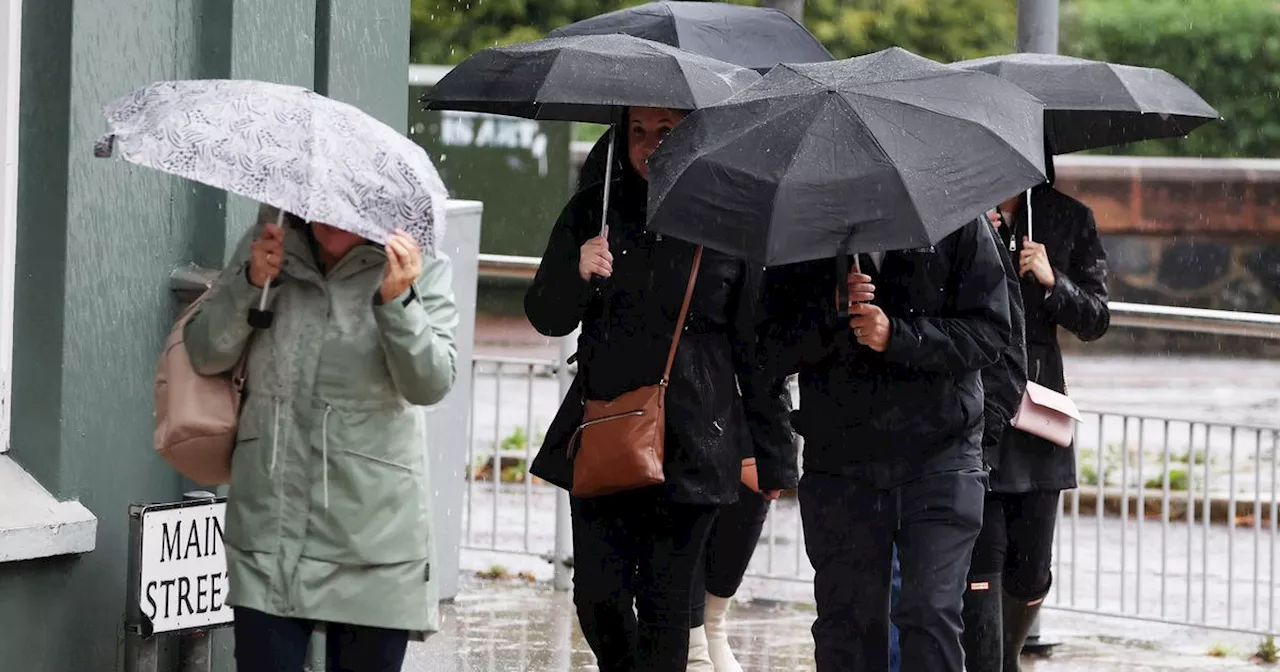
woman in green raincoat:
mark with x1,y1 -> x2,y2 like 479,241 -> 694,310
185,206 -> 459,672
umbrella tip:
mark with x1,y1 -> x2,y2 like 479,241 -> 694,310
93,134 -> 116,158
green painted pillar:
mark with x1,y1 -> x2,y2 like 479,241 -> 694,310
1,1 -> 318,670
1,0 -> 419,668
318,0 -> 411,131
6,0 -> 215,668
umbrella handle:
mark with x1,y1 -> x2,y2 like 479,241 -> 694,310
599,126 -> 615,237
590,126 -> 617,290
247,207 -> 286,329
1025,188 -> 1033,243
248,281 -> 275,329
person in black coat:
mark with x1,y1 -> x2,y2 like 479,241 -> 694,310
962,181 -> 1110,672
527,108 -> 799,672
957,212 -> 1029,670
759,219 -> 1012,672
577,131 -> 781,671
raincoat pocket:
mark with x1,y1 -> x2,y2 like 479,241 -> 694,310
302,448 -> 429,565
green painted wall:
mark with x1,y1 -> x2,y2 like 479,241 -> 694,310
0,1 -> 411,670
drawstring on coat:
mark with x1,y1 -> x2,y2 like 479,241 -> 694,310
270,397 -> 282,474
322,405 -> 333,509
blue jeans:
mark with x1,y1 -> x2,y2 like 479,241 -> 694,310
890,545 -> 902,672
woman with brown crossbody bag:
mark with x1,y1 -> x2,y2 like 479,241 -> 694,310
525,107 -> 797,672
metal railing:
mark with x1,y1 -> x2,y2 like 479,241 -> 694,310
477,254 -> 1280,341
461,355 -> 1280,635
463,255 -> 1280,636
1052,411 -> 1280,635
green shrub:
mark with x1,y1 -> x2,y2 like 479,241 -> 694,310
1063,0 -> 1280,158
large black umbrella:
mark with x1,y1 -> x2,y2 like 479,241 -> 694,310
420,33 -> 759,124
953,53 -> 1220,155
422,33 -> 759,237
646,48 -> 1047,268
547,1 -> 832,73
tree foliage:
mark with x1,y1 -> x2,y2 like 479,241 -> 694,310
802,0 -> 1014,63
410,0 -> 1015,66
411,0 -> 647,65
1062,0 -> 1280,158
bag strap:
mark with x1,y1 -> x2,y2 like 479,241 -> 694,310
662,246 -> 703,384
230,344 -> 251,392
186,285 -> 255,393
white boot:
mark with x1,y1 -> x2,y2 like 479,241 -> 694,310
687,625 -> 714,672
704,593 -> 743,672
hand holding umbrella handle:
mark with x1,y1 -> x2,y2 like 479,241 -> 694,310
590,126 -> 617,288
247,208 -> 286,329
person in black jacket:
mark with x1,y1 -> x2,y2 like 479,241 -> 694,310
890,242 -> 1027,670
576,131 -> 780,672
964,181 -> 1110,672
958,212 -> 1029,671
527,107 -> 799,672
759,220 -> 1012,672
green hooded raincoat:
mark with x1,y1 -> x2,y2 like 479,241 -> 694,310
184,218 -> 458,635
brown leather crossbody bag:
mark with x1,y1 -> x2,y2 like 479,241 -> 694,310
568,246 -> 704,499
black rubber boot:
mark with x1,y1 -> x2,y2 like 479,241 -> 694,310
1001,590 -> 1047,672
961,573 -> 1003,672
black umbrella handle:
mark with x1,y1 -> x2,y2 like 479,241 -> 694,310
247,281 -> 275,329
835,232 -> 862,318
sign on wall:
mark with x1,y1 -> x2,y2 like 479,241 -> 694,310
137,499 -> 232,634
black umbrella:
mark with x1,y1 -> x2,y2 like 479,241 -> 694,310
560,2 -> 834,190
547,1 -> 833,73
422,33 -> 759,237
646,48 -> 1047,268
421,33 -> 759,124
953,53 -> 1220,155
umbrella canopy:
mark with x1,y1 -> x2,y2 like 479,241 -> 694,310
647,47 -> 1047,267
419,33 -> 760,124
953,53 -> 1220,154
547,1 -> 832,73
96,79 -> 449,255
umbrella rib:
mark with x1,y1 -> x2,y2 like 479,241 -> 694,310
765,98 -> 836,246
826,94 -> 923,238
845,75 -> 1020,119
1100,64 -> 1146,113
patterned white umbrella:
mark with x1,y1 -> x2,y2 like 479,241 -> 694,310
95,79 -> 449,257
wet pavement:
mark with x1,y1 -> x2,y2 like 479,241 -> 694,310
404,576 -> 1269,670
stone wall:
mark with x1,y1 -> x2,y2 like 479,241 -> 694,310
1054,156 -> 1280,355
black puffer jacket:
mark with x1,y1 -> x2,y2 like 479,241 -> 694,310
990,185 -> 1110,493
527,156 -> 798,505
759,219 -> 1011,487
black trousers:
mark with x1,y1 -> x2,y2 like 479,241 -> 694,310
799,469 -> 986,672
571,488 -> 718,672
233,607 -> 409,672
969,490 -> 1059,599
691,482 -> 771,627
